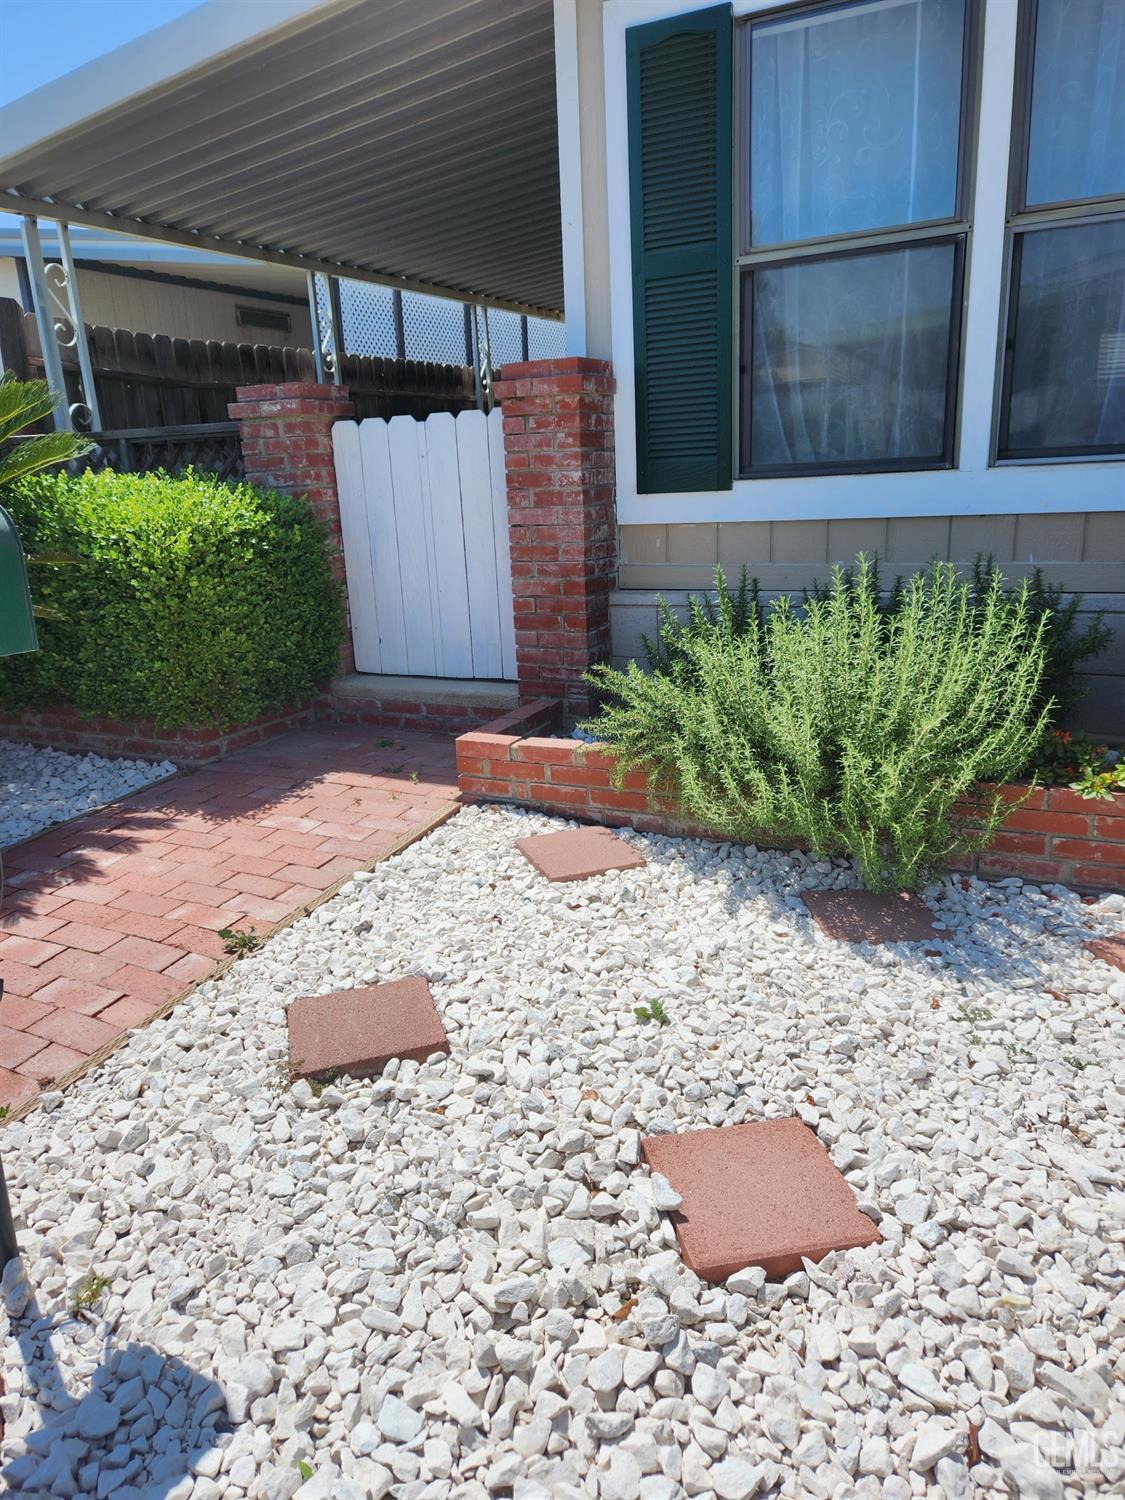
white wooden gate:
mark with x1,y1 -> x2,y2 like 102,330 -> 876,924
332,409 -> 516,680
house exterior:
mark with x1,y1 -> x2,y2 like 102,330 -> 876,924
567,0 -> 1124,733
0,0 -> 1120,732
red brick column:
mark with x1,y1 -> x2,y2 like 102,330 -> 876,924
493,358 -> 617,718
229,382 -> 355,674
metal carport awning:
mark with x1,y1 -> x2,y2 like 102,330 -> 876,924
0,0 -> 563,320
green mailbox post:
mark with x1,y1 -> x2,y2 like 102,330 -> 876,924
0,499 -> 35,1265
0,502 -> 38,658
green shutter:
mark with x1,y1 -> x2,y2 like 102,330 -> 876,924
627,3 -> 733,494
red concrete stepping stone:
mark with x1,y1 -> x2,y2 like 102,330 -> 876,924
802,889 -> 936,944
517,827 -> 646,883
1084,934 -> 1125,971
641,1117 -> 881,1282
288,976 -> 449,1082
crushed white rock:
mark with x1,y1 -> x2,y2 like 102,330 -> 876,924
0,804 -> 1122,1500
0,739 -> 175,848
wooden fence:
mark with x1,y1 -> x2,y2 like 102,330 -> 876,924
0,297 -> 476,433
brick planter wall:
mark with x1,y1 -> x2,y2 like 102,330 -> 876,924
457,702 -> 1125,893
321,694 -> 528,737
0,702 -> 317,766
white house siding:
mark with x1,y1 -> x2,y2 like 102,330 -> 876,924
0,260 -> 312,347
612,514 -> 1125,740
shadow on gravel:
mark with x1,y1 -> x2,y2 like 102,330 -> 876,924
2,1287 -> 228,1498
628,831 -> 1099,989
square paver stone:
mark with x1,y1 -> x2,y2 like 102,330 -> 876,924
288,977 -> 448,1081
802,889 -> 936,945
641,1117 -> 881,1281
517,827 -> 646,883
1085,934 -> 1125,972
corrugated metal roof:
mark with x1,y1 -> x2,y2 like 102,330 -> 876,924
0,0 -> 562,317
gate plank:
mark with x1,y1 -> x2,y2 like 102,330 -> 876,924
457,410 -> 503,679
333,421 -> 382,674
487,405 -> 518,681
424,412 -> 474,678
360,418 -> 409,675
387,415 -> 438,677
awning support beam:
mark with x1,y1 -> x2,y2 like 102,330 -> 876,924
19,216 -> 71,430
56,222 -> 103,431
306,272 -> 325,382
1,195 -> 562,323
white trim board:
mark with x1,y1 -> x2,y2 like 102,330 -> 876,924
601,0 -> 1125,526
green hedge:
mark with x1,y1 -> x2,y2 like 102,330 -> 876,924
0,468 -> 344,730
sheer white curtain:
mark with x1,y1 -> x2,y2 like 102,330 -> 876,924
1025,0 -> 1125,208
747,243 -> 957,467
1004,221 -> 1125,454
748,0 -> 965,245
743,0 -> 965,469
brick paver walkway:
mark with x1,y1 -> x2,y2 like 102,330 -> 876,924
0,727 -> 458,1112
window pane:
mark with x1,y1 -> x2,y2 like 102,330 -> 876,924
743,241 -> 959,471
1025,0 -> 1125,207
748,0 -> 966,246
1000,219 -> 1125,457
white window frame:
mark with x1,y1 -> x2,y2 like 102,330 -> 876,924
602,0 -> 1125,523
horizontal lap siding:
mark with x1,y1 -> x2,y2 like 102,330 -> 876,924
613,511 -> 1125,739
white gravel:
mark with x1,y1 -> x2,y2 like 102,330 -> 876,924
1,804 -> 1122,1500
0,740 -> 176,849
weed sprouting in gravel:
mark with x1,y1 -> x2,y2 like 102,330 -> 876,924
71,1270 -> 112,1317
220,926 -> 261,958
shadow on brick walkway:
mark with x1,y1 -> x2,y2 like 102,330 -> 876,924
0,727 -> 458,1112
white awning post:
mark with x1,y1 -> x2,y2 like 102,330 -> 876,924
327,277 -> 345,386
56,222 -> 102,432
19,216 -> 71,430
469,304 -> 485,411
306,271 -> 325,382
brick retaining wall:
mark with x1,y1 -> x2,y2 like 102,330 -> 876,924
0,702 -> 317,766
457,702 -> 1125,893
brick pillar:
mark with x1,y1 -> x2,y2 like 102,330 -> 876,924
493,358 -> 616,719
229,382 -> 355,675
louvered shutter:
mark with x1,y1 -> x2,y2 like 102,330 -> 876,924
626,4 -> 733,494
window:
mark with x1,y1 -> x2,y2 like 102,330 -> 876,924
998,0 -> 1125,459
235,305 -> 291,335
738,0 -> 974,475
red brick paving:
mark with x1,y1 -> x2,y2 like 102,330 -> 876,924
1085,933 -> 1125,971
0,727 -> 458,1109
641,1118 -> 882,1281
288,976 -> 449,1081
516,826 -> 647,883
801,889 -> 937,945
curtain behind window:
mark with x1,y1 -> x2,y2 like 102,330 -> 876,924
748,0 -> 966,245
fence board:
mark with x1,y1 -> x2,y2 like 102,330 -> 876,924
359,419 -> 409,675
487,404 -> 519,681
333,421 -> 383,675
424,412 -> 474,678
458,410 -> 504,680
388,416 -> 438,677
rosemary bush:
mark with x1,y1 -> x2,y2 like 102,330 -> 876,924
586,559 -> 1050,891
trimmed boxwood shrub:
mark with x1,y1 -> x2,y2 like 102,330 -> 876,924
0,468 -> 344,730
